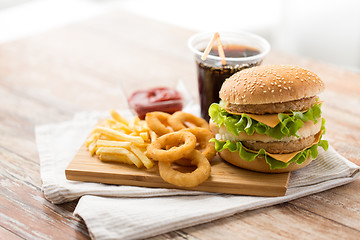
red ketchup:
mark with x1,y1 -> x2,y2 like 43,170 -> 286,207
128,87 -> 183,119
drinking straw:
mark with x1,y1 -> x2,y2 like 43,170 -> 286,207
201,32 -> 227,65
201,32 -> 219,61
216,35 -> 227,65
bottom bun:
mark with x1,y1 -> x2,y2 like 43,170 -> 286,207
219,149 -> 313,173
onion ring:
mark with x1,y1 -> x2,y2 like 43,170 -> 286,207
168,111 -> 209,131
145,112 -> 172,136
146,131 -> 196,162
175,128 -> 216,166
181,127 -> 216,160
158,150 -> 211,187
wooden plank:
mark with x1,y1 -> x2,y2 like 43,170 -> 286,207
175,204 -> 360,240
289,178 -> 360,230
0,226 -> 23,240
0,147 -> 89,240
66,143 -> 290,197
0,9 -> 359,240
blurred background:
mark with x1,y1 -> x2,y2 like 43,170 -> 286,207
0,0 -> 359,72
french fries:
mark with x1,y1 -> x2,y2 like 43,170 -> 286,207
110,109 -> 129,125
129,145 -> 154,169
96,140 -> 131,148
92,126 -> 144,144
98,154 -> 133,165
96,147 -> 143,168
86,109 -> 154,169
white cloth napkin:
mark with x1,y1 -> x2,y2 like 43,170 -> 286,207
36,107 -> 360,240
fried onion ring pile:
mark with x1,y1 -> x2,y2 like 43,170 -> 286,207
169,111 -> 209,131
174,128 -> 215,167
180,128 -> 216,160
158,150 -> 211,187
145,112 -> 172,136
146,131 -> 197,162
145,111 -> 215,187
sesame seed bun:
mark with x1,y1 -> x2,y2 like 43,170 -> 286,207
219,65 -> 325,105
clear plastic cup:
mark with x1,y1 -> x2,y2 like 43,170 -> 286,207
188,31 -> 270,121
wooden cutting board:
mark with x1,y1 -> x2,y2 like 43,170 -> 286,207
65,143 -> 290,197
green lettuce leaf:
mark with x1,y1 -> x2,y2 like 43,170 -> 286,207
209,102 -> 323,140
210,138 -> 329,170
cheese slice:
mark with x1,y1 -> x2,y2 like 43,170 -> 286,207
224,109 -> 281,128
246,113 -> 280,128
242,130 -> 323,163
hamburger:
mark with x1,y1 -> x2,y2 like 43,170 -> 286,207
209,65 -> 328,173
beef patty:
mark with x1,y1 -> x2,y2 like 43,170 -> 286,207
226,96 -> 317,115
242,134 -> 316,154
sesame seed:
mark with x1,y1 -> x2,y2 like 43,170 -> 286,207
278,85 -> 281,87
264,90 -> 267,93
271,90 -> 274,93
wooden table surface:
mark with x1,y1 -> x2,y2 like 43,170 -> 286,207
1,10 -> 360,240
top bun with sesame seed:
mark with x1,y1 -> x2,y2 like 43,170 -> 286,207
219,65 -> 325,114
209,64 -> 328,173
